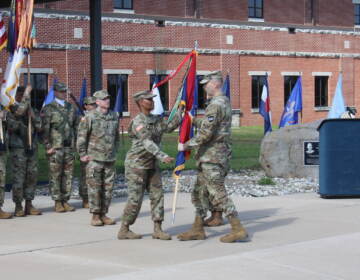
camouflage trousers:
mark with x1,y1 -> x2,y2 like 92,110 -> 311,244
0,153 -> 6,207
48,148 -> 74,202
10,148 -> 38,203
122,167 -> 164,225
86,160 -> 115,214
192,162 -> 237,218
79,161 -> 88,200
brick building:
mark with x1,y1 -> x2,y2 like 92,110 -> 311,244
1,0 -> 360,128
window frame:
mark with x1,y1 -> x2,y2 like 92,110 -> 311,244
113,0 -> 133,10
314,76 -> 328,108
149,74 -> 169,111
106,74 -> 129,113
23,73 -> 49,111
355,4 -> 360,25
284,76 -> 300,106
251,75 -> 266,109
248,0 -> 264,19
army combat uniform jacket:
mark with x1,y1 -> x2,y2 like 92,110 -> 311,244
125,111 -> 182,169
76,107 -> 120,214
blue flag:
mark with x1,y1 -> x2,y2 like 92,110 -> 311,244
222,74 -> 230,100
279,76 -> 303,128
42,78 -> 56,107
78,78 -> 87,115
328,73 -> 345,118
113,76 -> 123,117
259,75 -> 272,134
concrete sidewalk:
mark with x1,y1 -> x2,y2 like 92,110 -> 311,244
0,192 -> 359,280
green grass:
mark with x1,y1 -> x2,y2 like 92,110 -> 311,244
6,126 -> 264,183
258,176 -> 276,185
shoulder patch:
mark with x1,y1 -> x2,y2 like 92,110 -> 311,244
207,116 -> 215,122
136,124 -> 144,132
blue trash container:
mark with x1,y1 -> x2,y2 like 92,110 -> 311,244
318,119 -> 360,197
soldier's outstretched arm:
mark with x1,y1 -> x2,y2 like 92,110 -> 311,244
133,118 -> 170,162
186,103 -> 219,150
162,106 -> 184,133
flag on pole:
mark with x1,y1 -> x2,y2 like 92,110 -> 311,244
113,76 -> 123,117
279,76 -> 303,128
259,75 -> 272,134
328,73 -> 346,118
222,73 -> 230,100
151,76 -> 164,116
173,52 -> 197,177
0,14 -> 7,52
43,78 -> 56,107
1,0 -> 35,108
77,78 -> 87,115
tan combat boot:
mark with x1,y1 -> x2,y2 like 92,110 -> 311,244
14,202 -> 25,217
220,215 -> 249,243
25,200 -> 42,215
82,199 -> 89,209
177,216 -> 206,241
0,208 -> 13,219
204,211 -> 224,227
152,222 -> 171,240
91,214 -> 104,226
55,201 -> 66,213
117,222 -> 142,239
63,202 -> 75,212
101,214 -> 116,225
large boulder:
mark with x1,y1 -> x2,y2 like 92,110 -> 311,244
259,120 -> 323,181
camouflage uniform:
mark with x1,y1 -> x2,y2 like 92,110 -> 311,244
0,111 -> 6,209
186,94 -> 237,218
121,110 -> 182,225
42,99 -> 77,203
7,95 -> 41,204
78,96 -> 97,203
77,106 -> 119,214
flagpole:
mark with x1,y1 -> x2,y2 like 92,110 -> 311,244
27,53 -> 32,150
171,176 -> 180,224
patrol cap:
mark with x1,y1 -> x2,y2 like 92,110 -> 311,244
83,96 -> 96,105
53,81 -> 68,92
133,90 -> 156,101
93,89 -> 110,100
200,70 -> 223,84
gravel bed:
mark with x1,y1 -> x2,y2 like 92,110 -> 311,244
35,169 -> 319,199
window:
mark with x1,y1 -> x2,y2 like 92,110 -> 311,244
284,76 -> 299,105
355,4 -> 360,25
113,0 -> 133,10
314,76 -> 328,107
149,74 -> 169,111
23,73 -> 48,111
196,75 -> 207,110
248,0 -> 263,19
251,75 -> 266,109
107,74 -> 129,112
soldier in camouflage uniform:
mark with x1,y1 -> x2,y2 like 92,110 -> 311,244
0,107 -> 12,219
42,82 -> 77,213
117,90 -> 183,241
78,96 -> 97,209
177,71 -> 249,243
7,85 -> 42,217
77,90 -> 119,226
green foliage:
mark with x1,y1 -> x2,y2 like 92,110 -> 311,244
258,176 -> 276,185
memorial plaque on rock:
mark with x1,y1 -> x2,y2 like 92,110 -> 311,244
303,141 -> 319,166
